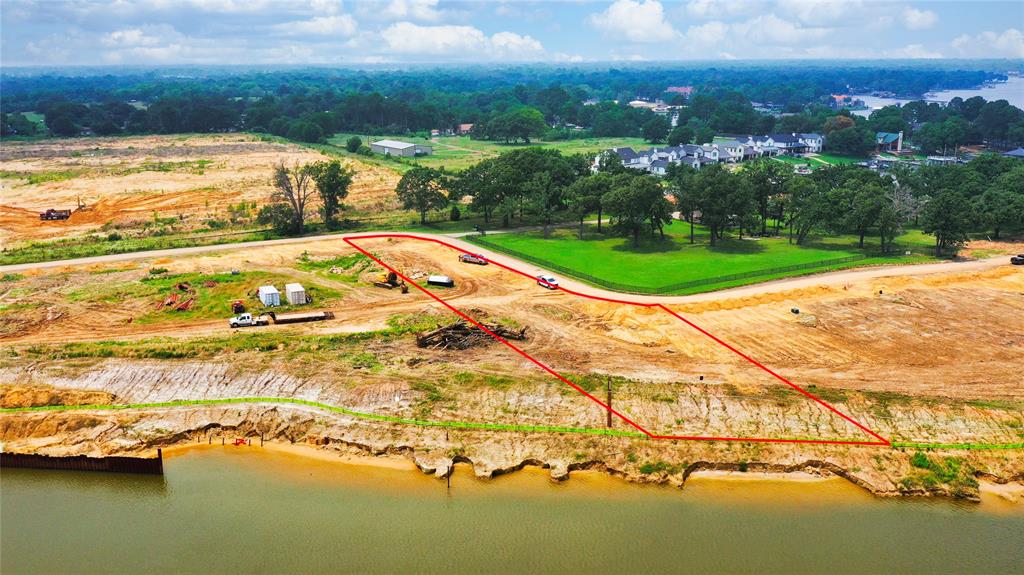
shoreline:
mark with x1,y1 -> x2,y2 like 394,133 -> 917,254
158,440 -> 1024,509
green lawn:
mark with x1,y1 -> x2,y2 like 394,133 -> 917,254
326,133 -> 648,172
468,224 -> 936,295
807,153 -> 865,166
771,155 -> 812,167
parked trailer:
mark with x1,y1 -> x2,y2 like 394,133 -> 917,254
265,310 -> 335,324
40,209 -> 72,220
229,310 -> 334,328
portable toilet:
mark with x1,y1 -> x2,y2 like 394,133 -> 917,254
257,285 -> 280,307
285,283 -> 307,305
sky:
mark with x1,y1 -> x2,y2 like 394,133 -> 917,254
1,0 -> 1023,67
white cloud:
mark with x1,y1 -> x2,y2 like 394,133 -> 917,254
952,28 -> 1024,58
776,0 -> 861,26
733,13 -> 829,45
379,22 -> 543,59
553,52 -> 585,63
380,22 -> 484,53
589,0 -> 677,43
685,0 -> 759,19
308,0 -> 344,14
902,7 -> 937,31
102,28 -> 163,47
278,14 -> 357,36
683,21 -> 729,46
490,31 -> 543,55
383,0 -> 442,22
885,43 -> 942,58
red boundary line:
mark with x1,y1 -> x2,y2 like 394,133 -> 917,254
344,233 -> 890,447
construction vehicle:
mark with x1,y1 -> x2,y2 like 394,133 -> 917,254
39,209 -> 72,221
458,253 -> 488,265
373,271 -> 409,293
228,310 -> 335,328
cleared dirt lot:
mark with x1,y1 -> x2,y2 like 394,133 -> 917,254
4,236 -> 1022,402
0,134 -> 400,242
2,236 -> 1021,497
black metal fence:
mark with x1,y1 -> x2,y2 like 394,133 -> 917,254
469,237 -> 871,295
1,449 -> 164,475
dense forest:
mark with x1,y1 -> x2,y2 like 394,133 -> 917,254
2,64 -> 1022,154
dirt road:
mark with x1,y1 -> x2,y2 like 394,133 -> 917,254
2,230 -> 1014,304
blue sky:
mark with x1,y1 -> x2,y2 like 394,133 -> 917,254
1,0 -> 1022,66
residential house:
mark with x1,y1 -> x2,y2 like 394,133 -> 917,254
598,145 -> 706,174
798,133 -> 824,153
876,131 -> 903,154
739,133 -> 823,155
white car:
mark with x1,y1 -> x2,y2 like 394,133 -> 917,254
536,274 -> 559,289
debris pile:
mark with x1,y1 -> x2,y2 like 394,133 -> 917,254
155,281 -> 196,311
416,319 -> 527,350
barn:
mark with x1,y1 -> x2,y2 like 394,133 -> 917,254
370,139 -> 433,157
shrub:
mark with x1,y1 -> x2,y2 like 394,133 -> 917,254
106,232 -> 122,242
148,267 -> 168,275
345,136 -> 362,152
910,452 -> 931,469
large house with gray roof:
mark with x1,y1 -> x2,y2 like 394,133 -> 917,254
598,131 -> 823,175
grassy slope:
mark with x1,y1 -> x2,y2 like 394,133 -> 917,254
63,269 -> 346,325
469,224 -> 936,294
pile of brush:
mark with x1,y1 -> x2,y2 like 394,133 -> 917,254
416,319 -> 527,350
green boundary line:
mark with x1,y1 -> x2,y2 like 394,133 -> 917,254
891,441 -> 1024,451
0,397 -> 643,438
5,398 -> 1021,450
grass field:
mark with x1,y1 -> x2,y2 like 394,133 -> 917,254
772,152 -> 865,172
326,133 -> 649,172
468,223 -> 936,295
807,153 -> 864,166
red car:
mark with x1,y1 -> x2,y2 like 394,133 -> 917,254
458,253 -> 488,265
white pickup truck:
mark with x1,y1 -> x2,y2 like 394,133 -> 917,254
228,312 -> 270,328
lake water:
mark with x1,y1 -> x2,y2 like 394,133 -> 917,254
2,446 -> 1022,574
851,75 -> 1024,117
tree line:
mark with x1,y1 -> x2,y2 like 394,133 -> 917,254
7,64 -> 1017,151
258,146 -> 1021,260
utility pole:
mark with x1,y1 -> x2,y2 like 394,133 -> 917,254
606,378 -> 613,428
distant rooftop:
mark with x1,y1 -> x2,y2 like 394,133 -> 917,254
372,139 -> 416,149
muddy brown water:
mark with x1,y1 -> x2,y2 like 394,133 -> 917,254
2,446 -> 1022,574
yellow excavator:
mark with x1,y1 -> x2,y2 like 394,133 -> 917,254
372,271 -> 409,293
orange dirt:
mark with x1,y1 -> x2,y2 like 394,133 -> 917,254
2,236 -> 1022,404
0,134 -> 400,243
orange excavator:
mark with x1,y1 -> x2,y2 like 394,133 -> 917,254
372,271 -> 409,293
